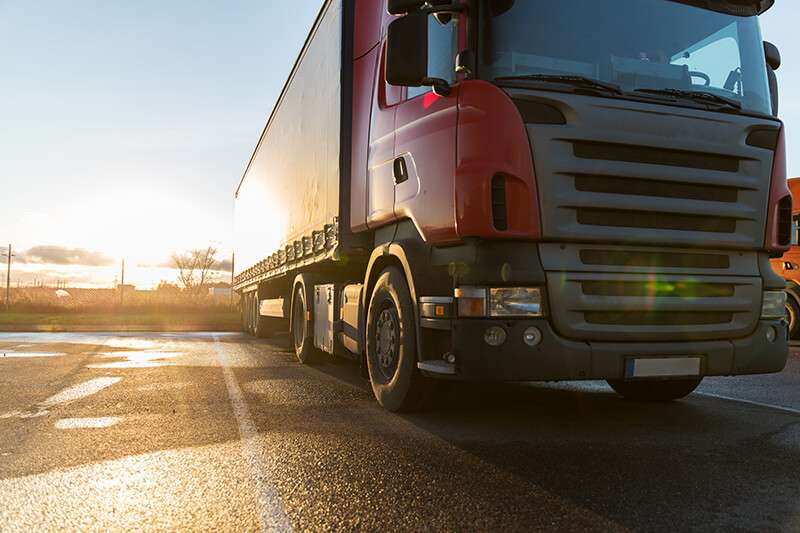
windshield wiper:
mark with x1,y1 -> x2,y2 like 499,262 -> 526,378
493,74 -> 624,96
633,88 -> 742,111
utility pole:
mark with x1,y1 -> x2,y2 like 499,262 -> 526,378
2,245 -> 14,312
230,253 -> 235,312
120,258 -> 125,308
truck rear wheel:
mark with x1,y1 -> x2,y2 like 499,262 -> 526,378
252,295 -> 273,338
366,267 -> 434,412
607,377 -> 702,402
292,284 -> 320,363
244,292 -> 255,335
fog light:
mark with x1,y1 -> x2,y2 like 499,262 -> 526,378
766,325 -> 777,343
484,326 -> 507,346
523,327 -> 542,347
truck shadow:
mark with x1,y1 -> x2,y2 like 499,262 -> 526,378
398,380 -> 800,532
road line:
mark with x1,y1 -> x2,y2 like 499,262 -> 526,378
213,334 -> 293,533
696,391 -> 800,415
39,377 -> 122,409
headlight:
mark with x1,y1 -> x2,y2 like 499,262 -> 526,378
761,291 -> 787,319
489,287 -> 544,317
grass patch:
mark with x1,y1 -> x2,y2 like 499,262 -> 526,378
0,312 -> 243,331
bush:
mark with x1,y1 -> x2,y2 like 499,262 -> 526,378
4,286 -> 237,315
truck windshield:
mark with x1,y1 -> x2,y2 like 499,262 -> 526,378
479,0 -> 772,115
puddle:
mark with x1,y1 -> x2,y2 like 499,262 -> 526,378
1,352 -> 66,358
39,377 -> 122,408
55,417 -> 121,429
88,351 -> 181,369
104,339 -> 160,350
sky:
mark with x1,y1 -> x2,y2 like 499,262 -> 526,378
0,1 -> 799,289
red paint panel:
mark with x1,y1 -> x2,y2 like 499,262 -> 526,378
394,87 -> 460,244
764,126 -> 791,252
455,80 -> 540,240
353,0 -> 384,58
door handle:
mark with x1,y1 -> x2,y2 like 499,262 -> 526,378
392,156 -> 408,184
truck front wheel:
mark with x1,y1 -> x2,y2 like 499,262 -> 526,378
607,377 -> 702,402
366,267 -> 434,412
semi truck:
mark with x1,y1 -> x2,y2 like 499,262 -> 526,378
772,176 -> 800,337
234,0 -> 791,411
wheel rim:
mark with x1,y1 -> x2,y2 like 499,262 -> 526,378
293,290 -> 306,349
786,302 -> 795,331
375,305 -> 400,381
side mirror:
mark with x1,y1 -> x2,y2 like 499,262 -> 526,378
387,0 -> 425,15
764,41 -> 781,70
386,12 -> 428,87
764,42 -> 780,116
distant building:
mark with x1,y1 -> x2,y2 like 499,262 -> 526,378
117,284 -> 136,294
209,287 -> 232,297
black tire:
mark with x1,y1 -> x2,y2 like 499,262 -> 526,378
245,292 -> 255,335
607,377 -> 703,402
786,297 -> 799,339
366,267 -> 434,412
292,285 -> 320,364
241,292 -> 250,332
252,294 -> 273,338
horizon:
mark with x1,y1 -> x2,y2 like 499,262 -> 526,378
2,1 -> 799,290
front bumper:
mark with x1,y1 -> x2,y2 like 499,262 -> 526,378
440,318 -> 789,381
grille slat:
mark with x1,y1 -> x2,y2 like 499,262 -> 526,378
575,175 -> 738,203
576,209 -> 737,233
579,249 -> 729,269
573,141 -> 740,172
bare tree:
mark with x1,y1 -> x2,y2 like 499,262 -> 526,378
170,245 -> 219,297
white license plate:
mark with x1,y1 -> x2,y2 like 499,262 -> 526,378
624,356 -> 701,378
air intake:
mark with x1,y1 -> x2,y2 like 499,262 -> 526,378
778,195 -> 793,246
491,175 -> 508,231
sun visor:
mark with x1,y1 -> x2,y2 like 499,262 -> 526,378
668,0 -> 774,16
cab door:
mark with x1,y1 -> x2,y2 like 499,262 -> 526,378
391,11 -> 463,244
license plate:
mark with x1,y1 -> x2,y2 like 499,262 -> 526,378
624,356 -> 701,379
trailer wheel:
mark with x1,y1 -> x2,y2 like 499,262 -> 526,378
366,267 -> 434,412
244,292 -> 255,335
292,285 -> 319,363
252,295 -> 273,338
606,377 -> 703,402
786,297 -> 799,339
241,292 -> 250,332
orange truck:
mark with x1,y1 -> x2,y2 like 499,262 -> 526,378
772,176 -> 800,337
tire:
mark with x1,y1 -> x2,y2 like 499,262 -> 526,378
241,292 -> 250,332
786,297 -> 799,339
244,292 -> 255,335
252,294 -> 273,338
366,267 -> 434,412
292,284 -> 320,364
607,377 -> 703,402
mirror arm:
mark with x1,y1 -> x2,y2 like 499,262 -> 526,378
421,4 -> 467,15
422,77 -> 453,97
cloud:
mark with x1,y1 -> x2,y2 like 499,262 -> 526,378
17,246 -> 116,267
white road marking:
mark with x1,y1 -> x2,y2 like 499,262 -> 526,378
39,377 -> 122,409
214,335 -> 293,533
55,417 -> 121,429
695,392 -> 800,416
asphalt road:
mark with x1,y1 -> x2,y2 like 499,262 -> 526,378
1,332 -> 798,532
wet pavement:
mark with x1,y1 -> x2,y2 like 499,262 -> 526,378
1,332 -> 799,532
